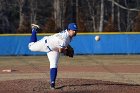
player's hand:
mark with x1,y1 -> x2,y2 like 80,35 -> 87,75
63,45 -> 74,58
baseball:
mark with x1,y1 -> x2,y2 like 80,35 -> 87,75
95,35 -> 100,41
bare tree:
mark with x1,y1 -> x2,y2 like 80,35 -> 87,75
1,0 -> 140,33
53,0 -> 62,31
17,0 -> 25,32
0,0 -> 10,33
99,0 -> 104,32
76,0 -> 79,23
107,0 -> 140,11
117,3 -> 121,31
16,0 -> 31,33
30,0 -> 37,24
111,0 -> 115,24
132,12 -> 140,32
60,0 -> 67,29
124,0 -> 131,31
86,0 -> 98,31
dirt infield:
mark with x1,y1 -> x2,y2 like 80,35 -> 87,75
0,78 -> 140,93
0,55 -> 140,93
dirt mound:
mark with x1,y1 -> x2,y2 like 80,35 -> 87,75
0,78 -> 139,93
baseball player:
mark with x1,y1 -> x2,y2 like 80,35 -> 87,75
28,23 -> 78,89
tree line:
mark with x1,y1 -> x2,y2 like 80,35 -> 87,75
0,0 -> 140,33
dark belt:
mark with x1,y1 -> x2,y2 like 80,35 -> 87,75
45,39 -> 52,51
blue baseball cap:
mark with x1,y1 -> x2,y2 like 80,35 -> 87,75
68,23 -> 78,31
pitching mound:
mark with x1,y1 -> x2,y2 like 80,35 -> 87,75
0,78 -> 139,93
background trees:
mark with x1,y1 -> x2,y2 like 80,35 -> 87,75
0,0 -> 140,33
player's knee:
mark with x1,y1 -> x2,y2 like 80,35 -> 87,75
28,46 -> 35,51
28,42 -> 37,52
28,46 -> 37,52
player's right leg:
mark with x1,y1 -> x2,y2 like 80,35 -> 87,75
29,24 -> 40,43
28,24 -> 42,52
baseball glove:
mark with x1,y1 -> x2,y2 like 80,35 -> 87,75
64,45 -> 74,58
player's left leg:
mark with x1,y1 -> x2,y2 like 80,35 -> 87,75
47,51 -> 60,89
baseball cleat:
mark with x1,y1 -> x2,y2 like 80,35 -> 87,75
31,24 -> 40,29
50,82 -> 55,90
50,86 -> 55,90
